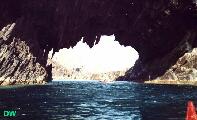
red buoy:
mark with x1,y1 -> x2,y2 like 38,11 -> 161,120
186,101 -> 197,120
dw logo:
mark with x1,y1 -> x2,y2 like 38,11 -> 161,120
3,110 -> 16,117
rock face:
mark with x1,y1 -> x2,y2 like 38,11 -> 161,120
48,59 -> 126,82
120,42 -> 197,82
119,33 -> 197,82
144,48 -> 197,85
0,23 -> 50,85
157,48 -> 197,80
0,0 -> 197,84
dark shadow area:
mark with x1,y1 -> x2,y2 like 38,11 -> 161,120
0,0 -> 197,82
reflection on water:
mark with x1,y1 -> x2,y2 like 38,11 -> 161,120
0,81 -> 197,120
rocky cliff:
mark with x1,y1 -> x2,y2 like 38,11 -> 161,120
0,0 -> 197,85
120,42 -> 197,82
48,59 -> 126,82
144,48 -> 197,85
0,23 -> 51,85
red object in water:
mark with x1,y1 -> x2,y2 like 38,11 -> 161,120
186,101 -> 197,120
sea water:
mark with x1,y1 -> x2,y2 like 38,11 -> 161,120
0,80 -> 197,120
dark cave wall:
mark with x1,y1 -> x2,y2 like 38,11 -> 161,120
0,0 -> 197,83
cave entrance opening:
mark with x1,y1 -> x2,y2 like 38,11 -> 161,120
48,35 -> 139,81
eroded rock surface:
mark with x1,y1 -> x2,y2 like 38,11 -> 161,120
120,38 -> 197,82
1,1 -> 197,85
144,48 -> 197,85
157,48 -> 197,80
0,23 -> 50,85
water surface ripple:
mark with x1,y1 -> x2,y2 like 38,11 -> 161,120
0,81 -> 197,120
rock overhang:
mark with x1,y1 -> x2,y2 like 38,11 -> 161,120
1,0 -> 197,62
0,0 -> 197,83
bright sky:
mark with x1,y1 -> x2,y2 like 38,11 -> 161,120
49,35 -> 139,73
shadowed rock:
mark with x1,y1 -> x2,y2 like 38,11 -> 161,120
0,0 -> 197,84
0,23 -> 50,85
